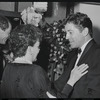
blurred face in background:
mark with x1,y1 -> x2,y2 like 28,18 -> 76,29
0,22 -> 11,44
27,12 -> 42,27
31,13 -> 42,27
21,7 -> 43,27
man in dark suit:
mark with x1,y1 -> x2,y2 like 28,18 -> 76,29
0,16 -> 12,83
54,12 -> 100,98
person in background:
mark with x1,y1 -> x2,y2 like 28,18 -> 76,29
0,24 -> 88,98
0,15 -> 12,83
54,12 -> 100,98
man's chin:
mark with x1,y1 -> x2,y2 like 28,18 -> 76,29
70,46 -> 77,49
0,42 -> 5,45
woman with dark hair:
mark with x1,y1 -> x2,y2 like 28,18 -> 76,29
0,24 -> 49,98
0,24 -> 88,98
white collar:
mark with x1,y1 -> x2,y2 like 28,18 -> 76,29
13,57 -> 32,64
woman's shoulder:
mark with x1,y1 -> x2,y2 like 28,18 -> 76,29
30,64 -> 49,82
5,63 -> 46,76
31,64 -> 46,74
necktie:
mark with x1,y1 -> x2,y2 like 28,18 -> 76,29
78,48 -> 82,54
74,48 -> 82,67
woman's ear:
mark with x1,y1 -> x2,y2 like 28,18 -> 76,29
82,27 -> 89,37
27,46 -> 32,54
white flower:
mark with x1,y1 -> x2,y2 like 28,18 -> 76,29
49,54 -> 52,57
59,42 -> 62,45
57,38 -> 60,41
56,29 -> 58,33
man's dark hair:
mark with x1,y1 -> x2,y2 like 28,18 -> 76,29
0,16 -> 10,31
64,12 -> 93,37
9,24 -> 42,58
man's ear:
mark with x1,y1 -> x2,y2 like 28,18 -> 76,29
82,27 -> 89,37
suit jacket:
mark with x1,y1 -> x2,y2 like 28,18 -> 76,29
54,39 -> 100,98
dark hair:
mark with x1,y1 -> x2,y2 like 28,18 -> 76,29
65,12 -> 93,37
0,15 -> 11,31
9,24 -> 42,58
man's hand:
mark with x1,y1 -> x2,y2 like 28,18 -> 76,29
67,64 -> 89,87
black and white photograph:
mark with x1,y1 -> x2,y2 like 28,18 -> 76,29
0,1 -> 100,98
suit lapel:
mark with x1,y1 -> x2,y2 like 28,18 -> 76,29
77,39 -> 95,65
68,50 -> 78,70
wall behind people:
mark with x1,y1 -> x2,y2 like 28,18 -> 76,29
74,2 -> 100,45
44,2 -> 66,24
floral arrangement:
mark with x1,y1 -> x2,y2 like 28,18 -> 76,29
43,19 -> 70,63
42,19 -> 71,80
